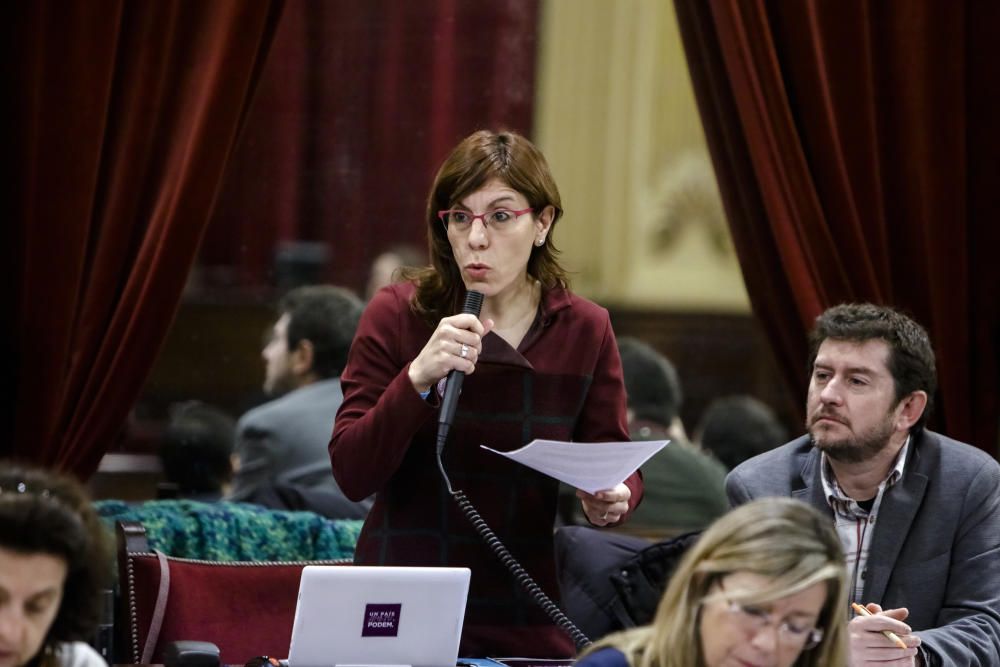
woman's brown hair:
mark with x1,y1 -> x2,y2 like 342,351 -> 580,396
407,129 -> 569,325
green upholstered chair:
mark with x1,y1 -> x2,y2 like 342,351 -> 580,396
95,498 -> 362,562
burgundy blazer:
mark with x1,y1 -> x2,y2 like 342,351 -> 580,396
330,282 -> 641,657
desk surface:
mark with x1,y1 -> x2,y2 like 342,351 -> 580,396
463,660 -> 574,667
116,660 -> 575,667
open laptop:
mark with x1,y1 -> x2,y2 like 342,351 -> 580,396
287,566 -> 471,667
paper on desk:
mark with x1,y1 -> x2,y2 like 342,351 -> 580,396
480,439 -> 668,494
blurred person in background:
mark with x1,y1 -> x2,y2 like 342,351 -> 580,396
158,401 -> 235,500
229,285 -> 371,519
615,337 -> 728,538
696,395 -> 788,472
365,244 -> 427,301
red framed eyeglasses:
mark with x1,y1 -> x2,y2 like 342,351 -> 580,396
437,207 -> 534,231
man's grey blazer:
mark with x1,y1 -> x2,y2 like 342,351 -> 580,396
726,430 -> 1000,666
229,378 -> 367,516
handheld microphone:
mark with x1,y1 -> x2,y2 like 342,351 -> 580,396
437,290 -> 484,451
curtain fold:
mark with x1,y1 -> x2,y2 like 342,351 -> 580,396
199,0 -> 541,291
675,0 -> 1000,452
5,0 -> 284,476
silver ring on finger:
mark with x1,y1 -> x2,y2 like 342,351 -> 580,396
460,343 -> 470,359
601,511 -> 609,520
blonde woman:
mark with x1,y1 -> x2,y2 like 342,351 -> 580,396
576,497 -> 848,667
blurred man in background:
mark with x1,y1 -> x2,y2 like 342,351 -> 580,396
616,337 -> 728,538
228,285 -> 371,518
695,394 -> 787,471
158,401 -> 236,500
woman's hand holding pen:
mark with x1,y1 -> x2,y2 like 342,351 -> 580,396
848,603 -> 921,666
577,484 -> 631,526
408,313 -> 493,393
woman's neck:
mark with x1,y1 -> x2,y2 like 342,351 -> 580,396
481,278 -> 541,346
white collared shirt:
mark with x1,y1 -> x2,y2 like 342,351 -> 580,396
821,436 -> 910,604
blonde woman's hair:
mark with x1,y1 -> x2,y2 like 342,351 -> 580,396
581,498 -> 848,667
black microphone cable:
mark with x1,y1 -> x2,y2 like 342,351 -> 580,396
439,470 -> 593,651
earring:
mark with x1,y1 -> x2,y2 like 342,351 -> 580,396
535,238 -> 545,247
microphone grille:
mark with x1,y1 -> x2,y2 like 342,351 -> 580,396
462,290 -> 484,316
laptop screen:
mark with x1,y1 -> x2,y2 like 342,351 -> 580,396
288,566 -> 471,667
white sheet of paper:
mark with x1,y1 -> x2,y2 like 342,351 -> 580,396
480,439 -> 668,494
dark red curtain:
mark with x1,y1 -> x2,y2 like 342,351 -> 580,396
675,0 -> 1000,453
199,0 -> 540,292
3,1 -> 283,477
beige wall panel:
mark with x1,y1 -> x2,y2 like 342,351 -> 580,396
536,0 -> 750,312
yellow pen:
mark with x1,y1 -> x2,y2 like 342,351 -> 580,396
851,602 -> 909,650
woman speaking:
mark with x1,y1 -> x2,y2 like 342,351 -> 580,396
330,130 -> 641,657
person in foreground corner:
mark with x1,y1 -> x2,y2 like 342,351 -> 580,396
576,497 -> 849,667
329,129 -> 642,657
0,462 -> 113,667
727,303 -> 1000,666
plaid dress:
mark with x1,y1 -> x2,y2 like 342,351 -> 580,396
331,282 -> 641,657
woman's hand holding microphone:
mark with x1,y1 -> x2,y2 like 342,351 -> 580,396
408,313 -> 494,394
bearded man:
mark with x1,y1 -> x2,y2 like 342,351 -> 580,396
727,303 -> 1000,667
